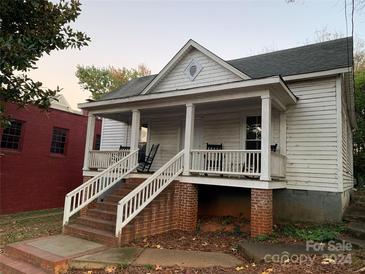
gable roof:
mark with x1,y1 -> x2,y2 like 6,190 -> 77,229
97,37 -> 353,102
141,39 -> 251,95
228,37 -> 353,78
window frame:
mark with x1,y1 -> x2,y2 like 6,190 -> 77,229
0,119 -> 25,151
245,115 -> 262,150
50,127 -> 69,155
94,134 -> 101,150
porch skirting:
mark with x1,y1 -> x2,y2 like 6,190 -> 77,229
273,189 -> 351,223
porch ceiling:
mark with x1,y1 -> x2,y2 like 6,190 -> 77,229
87,76 -> 296,117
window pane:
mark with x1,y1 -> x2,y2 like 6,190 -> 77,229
246,116 -> 261,149
50,128 -> 68,154
0,120 -> 23,150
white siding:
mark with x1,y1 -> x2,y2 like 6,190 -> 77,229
341,83 -> 354,191
100,118 -> 130,150
149,119 -> 181,170
285,78 -> 339,192
148,111 -> 280,169
203,114 -> 241,149
151,48 -> 241,93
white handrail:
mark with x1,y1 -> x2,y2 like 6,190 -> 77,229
190,149 -> 261,176
115,150 -> 184,237
63,150 -> 138,225
89,150 -> 130,169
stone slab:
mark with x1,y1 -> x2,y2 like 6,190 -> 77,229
27,235 -> 104,257
70,247 -> 143,269
238,239 -> 343,263
133,248 -> 242,268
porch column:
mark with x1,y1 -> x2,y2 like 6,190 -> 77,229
130,109 -> 140,151
83,113 -> 96,171
279,113 -> 287,155
183,103 -> 195,175
260,95 -> 272,181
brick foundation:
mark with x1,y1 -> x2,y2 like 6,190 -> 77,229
174,182 -> 198,231
119,181 -> 198,244
251,188 -> 273,237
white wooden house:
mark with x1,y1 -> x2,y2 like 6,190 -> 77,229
63,38 -> 355,243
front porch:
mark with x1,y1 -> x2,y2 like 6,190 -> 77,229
83,93 -> 291,186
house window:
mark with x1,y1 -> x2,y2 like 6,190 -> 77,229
246,116 -> 261,150
0,120 -> 23,150
94,134 -> 101,150
50,128 -> 68,154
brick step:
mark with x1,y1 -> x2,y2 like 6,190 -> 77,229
347,222 -> 365,240
64,224 -> 118,246
75,216 -> 116,232
104,194 -> 128,203
4,242 -> 68,274
0,254 -> 48,274
84,209 -> 117,222
94,201 -> 118,211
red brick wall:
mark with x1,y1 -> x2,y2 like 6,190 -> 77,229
0,103 -> 101,214
251,188 -> 273,237
120,180 -> 198,244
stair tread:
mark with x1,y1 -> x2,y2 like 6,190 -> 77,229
78,216 -> 115,226
0,254 -> 48,274
88,208 -> 117,215
66,223 -> 116,238
341,236 -> 365,249
348,222 -> 365,232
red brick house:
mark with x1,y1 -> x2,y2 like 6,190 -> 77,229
0,97 -> 101,214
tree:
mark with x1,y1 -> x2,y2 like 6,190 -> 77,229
0,0 -> 90,126
354,69 -> 365,183
76,64 -> 151,100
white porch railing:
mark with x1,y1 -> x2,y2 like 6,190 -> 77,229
115,150 -> 184,237
63,150 -> 138,225
190,149 -> 261,176
88,150 -> 130,169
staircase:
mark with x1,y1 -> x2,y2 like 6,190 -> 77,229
63,178 -> 141,246
64,150 -> 185,246
343,188 -> 365,249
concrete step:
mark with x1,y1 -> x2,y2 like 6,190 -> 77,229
4,241 -> 68,274
343,207 -> 365,222
75,216 -> 116,232
347,222 -> 365,240
341,236 -> 365,249
64,224 -> 118,246
0,254 -> 48,274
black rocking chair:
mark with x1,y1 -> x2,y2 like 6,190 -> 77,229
205,143 -> 223,175
137,144 -> 160,172
119,145 -> 130,151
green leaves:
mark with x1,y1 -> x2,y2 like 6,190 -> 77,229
0,0 -> 90,125
76,64 -> 151,100
354,69 -> 365,180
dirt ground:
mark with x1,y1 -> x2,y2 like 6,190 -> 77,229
0,208 -> 63,247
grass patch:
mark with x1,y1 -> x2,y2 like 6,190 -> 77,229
0,208 -> 63,246
276,223 -> 345,242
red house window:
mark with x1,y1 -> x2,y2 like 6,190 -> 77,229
50,128 -> 68,154
0,120 -> 23,150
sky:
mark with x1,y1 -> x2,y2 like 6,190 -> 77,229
28,0 -> 365,110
